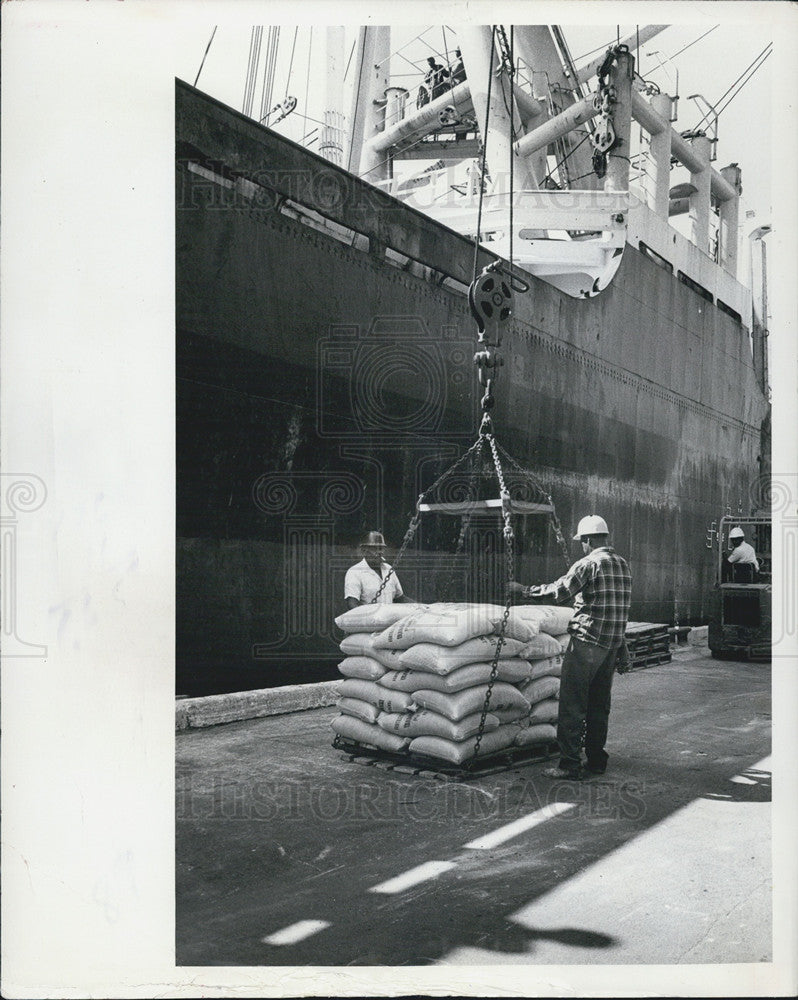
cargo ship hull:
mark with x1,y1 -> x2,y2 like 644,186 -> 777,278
176,81 -> 769,696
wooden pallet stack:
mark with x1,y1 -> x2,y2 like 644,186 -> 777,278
624,622 -> 672,670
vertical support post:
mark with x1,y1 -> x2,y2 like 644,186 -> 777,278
529,71 -> 551,188
688,134 -> 712,254
348,26 -> 391,182
649,93 -> 672,217
385,87 -> 409,129
457,25 -> 533,192
604,49 -> 634,194
760,238 -> 769,393
719,163 -> 742,278
319,25 -> 345,167
320,26 -> 346,166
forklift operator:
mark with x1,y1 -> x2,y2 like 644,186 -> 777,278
725,526 -> 759,583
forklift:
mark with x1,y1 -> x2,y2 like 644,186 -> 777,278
708,514 -> 771,660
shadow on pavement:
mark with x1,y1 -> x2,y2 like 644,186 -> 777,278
176,655 -> 771,966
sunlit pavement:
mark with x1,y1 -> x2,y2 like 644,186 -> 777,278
176,649 -> 771,966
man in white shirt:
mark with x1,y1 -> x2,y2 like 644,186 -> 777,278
344,531 -> 410,609
726,526 -> 759,583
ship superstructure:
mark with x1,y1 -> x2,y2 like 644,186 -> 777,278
176,25 -> 770,695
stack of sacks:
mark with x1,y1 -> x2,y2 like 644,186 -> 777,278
509,605 -> 574,746
331,602 -> 427,752
372,605 -> 536,765
331,602 -> 575,765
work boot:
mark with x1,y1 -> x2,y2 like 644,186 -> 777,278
543,765 -> 583,780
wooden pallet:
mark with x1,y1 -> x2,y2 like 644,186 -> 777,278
628,637 -> 670,653
332,735 -> 559,781
626,621 -> 670,635
625,621 -> 671,669
627,651 -> 672,671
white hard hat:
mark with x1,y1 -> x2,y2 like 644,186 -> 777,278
573,515 -> 609,540
729,526 -> 745,539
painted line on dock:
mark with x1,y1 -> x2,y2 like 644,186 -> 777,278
729,754 -> 771,784
261,919 -> 331,946
462,802 -> 576,851
368,860 -> 457,895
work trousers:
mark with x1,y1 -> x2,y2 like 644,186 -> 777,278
557,636 -> 620,771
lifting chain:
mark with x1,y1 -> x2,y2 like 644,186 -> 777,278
473,428 -> 515,757
494,26 -> 515,78
370,435 -> 487,604
548,498 -> 573,569
369,512 -> 421,605
590,44 -> 628,178
440,447 -> 484,603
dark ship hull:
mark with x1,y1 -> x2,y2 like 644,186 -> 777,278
176,81 -> 769,696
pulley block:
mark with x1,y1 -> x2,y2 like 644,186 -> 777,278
591,118 -> 616,154
468,265 -> 514,340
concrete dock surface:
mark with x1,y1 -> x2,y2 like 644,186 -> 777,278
176,648 -> 771,967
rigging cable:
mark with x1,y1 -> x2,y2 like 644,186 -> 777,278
347,31 -> 366,170
285,26 -> 299,93
573,35 -> 621,63
509,26 -> 514,274
714,46 -> 772,118
691,43 -> 771,132
304,28 -> 314,141
193,26 -> 217,88
270,27 -> 282,111
258,28 -> 271,121
252,27 -> 265,117
472,26 -> 496,284
669,25 -> 718,61
261,27 -> 281,123
344,37 -> 357,81
252,27 -> 264,117
539,130 -> 592,187
243,26 -> 262,116
374,27 -> 436,67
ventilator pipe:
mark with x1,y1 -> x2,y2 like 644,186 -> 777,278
631,90 -> 738,202
366,80 -> 471,153
718,163 -> 742,277
514,93 -> 600,158
648,92 -> 673,217
688,134 -> 712,253
385,86 -> 409,129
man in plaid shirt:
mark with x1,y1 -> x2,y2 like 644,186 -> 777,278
509,515 -> 632,780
